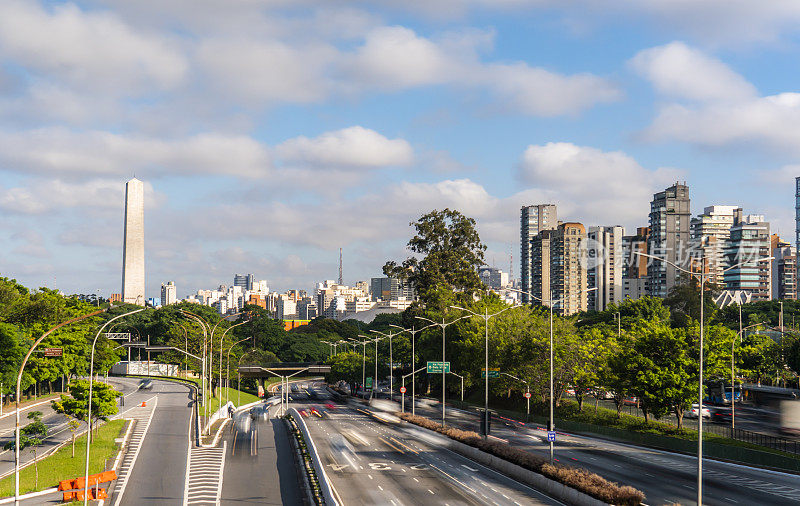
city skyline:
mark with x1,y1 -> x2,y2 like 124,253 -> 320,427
1,2 -> 800,296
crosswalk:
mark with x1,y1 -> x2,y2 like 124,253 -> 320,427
110,398 -> 157,506
184,443 -> 226,505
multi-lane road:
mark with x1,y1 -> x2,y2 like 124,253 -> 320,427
405,396 -> 800,506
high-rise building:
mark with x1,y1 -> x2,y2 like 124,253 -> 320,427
796,177 -> 800,265
531,222 -> 587,315
622,227 -> 649,300
724,212 -> 771,300
478,267 -> 509,290
690,205 -> 739,287
122,178 -> 145,305
520,205 -> 557,303
647,183 -> 691,298
233,274 -> 254,291
370,277 -> 415,301
773,235 -> 797,300
587,226 -> 624,311
161,281 -> 177,306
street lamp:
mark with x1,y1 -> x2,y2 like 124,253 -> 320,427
180,310 -> 211,430
450,304 -> 517,436
370,329 -> 403,400
218,317 -> 250,411
415,314 -> 471,427
502,372 -> 530,421
388,324 -> 435,416
732,322 -> 762,429
635,251 -> 772,506
351,337 -> 370,398
510,285 -> 597,463
12,308 -> 105,505
358,334 -> 385,401
225,337 -> 250,407
83,307 -> 148,506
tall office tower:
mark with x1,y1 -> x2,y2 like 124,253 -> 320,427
647,183 -> 691,298
795,177 -> 800,285
531,222 -> 587,315
233,274 -> 254,291
122,178 -> 145,305
772,235 -> 797,300
161,281 -> 177,306
622,227 -> 650,300
724,212 -> 771,300
520,204 -> 557,303
690,205 -> 739,286
587,226 -> 624,311
338,248 -> 343,286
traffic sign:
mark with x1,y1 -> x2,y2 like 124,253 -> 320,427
426,361 -> 450,373
365,377 -> 373,389
524,392 -> 531,399
44,348 -> 62,357
547,431 -> 556,442
481,370 -> 500,379
399,386 -> 407,394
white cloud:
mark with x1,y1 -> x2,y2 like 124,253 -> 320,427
517,142 -> 681,227
629,41 -> 756,102
196,38 -> 337,104
0,128 -> 271,179
277,126 -> 413,169
0,0 -> 187,94
0,178 -> 160,215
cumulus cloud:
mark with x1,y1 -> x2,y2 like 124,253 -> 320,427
0,128 -> 272,179
633,42 -> 800,154
517,142 -> 681,227
0,0 -> 186,94
629,41 -> 756,102
277,126 -> 413,169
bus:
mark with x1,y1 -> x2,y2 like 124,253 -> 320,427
706,380 -> 741,405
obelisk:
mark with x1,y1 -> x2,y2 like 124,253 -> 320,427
122,178 -> 145,305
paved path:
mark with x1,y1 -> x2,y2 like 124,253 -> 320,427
185,444 -> 225,505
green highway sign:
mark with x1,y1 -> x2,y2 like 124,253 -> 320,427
481,370 -> 500,379
365,377 -> 373,389
427,361 -> 450,373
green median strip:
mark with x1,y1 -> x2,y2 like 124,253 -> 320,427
0,419 -> 126,498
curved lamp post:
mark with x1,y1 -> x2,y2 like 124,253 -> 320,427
510,286 -> 597,463
415,315 -> 471,427
83,306 -> 147,505
217,317 -> 250,409
225,337 -> 250,407
358,334 -> 385,401
732,322 -> 762,429
450,304 -> 517,436
369,329 -> 404,399
635,251 -> 772,506
388,324 -> 435,416
13,308 -> 105,505
180,310 -> 210,430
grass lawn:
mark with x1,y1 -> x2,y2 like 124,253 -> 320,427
0,419 -> 126,497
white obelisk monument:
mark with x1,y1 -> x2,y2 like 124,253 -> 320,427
122,178 -> 145,305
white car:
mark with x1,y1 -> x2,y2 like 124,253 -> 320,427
687,403 -> 710,418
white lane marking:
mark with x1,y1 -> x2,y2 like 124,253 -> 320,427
428,489 -> 435,495
462,464 -> 478,472
111,398 -> 158,506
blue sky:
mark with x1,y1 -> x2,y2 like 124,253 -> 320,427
1,0 -> 800,297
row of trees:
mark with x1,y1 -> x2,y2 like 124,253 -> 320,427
322,209 -> 800,429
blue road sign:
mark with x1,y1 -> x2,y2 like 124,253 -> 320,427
547,431 -> 556,442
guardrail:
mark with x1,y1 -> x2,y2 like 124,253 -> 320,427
287,408 -> 340,505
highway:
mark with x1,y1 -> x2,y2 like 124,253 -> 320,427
407,397 -> 800,506
294,382 -> 563,506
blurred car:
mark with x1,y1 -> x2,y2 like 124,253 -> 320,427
709,407 -> 732,424
687,403 -> 710,419
622,397 -> 639,406
139,379 -> 153,390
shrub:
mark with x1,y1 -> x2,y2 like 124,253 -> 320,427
397,412 -> 645,505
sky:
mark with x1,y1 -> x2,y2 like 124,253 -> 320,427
2,0 -> 800,298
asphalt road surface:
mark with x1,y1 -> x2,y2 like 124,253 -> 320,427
220,403 -> 304,505
407,397 -> 800,506
294,382 -> 563,506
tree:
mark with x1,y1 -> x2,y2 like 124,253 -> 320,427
383,209 -> 486,310
326,352 -> 371,393
66,416 -> 81,458
663,275 -> 719,328
3,411 -> 48,488
52,380 -> 121,433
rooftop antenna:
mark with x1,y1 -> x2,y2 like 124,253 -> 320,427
338,248 -> 343,285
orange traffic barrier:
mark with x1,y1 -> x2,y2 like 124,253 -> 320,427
140,401 -> 146,407
62,470 -> 117,491
62,488 -> 108,502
